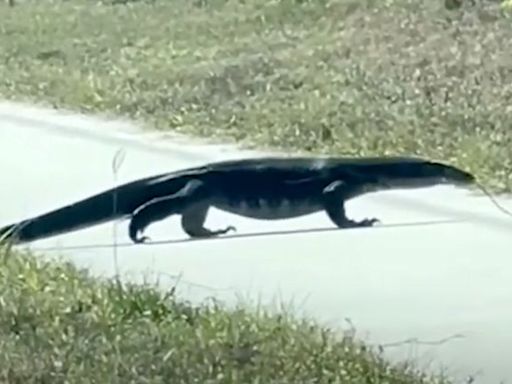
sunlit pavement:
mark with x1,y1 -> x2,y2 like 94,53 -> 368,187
1,101 -> 511,383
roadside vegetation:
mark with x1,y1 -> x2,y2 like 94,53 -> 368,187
0,0 -> 507,381
0,244 -> 453,383
1,0 -> 512,191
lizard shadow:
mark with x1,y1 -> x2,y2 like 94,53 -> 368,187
31,218 -> 464,253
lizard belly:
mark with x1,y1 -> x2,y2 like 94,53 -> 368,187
213,197 -> 322,220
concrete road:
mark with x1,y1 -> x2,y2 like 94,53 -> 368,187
1,101 -> 512,383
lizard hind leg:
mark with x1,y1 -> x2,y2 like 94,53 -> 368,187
181,202 -> 236,239
322,180 -> 380,229
128,179 -> 206,243
128,179 -> 236,244
128,193 -> 181,244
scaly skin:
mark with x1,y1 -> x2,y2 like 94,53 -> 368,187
0,156 -> 475,245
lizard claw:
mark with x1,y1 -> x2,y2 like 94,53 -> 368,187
132,229 -> 151,244
217,225 -> 236,235
343,217 -> 380,228
138,235 -> 151,243
359,217 -> 380,227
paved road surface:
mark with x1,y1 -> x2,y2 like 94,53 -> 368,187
1,101 -> 511,383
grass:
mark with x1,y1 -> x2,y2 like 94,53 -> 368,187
1,0 -> 512,191
0,244 -> 453,383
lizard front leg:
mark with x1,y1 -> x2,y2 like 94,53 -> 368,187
322,180 -> 380,229
128,179 -> 236,244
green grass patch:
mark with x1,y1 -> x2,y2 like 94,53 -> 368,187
1,0 -> 512,190
0,244 -> 451,383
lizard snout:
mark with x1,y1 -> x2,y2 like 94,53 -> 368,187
428,162 -> 475,185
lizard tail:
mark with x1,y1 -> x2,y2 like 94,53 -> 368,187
0,183 -> 147,245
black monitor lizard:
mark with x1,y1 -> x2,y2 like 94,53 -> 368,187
0,156 -> 475,245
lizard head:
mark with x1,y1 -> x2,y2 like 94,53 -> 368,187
331,157 -> 476,190
421,161 -> 475,186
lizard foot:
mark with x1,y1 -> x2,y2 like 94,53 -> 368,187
337,217 -> 380,229
129,220 -> 151,244
133,232 -> 151,244
137,235 -> 151,244
353,217 -> 380,227
183,224 -> 237,239
210,225 -> 237,236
